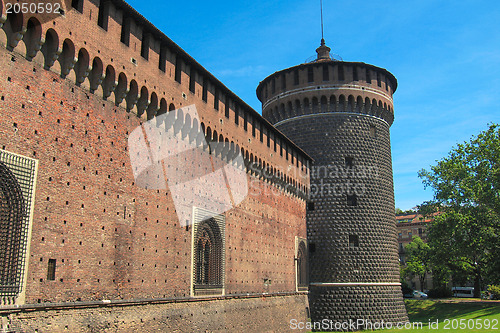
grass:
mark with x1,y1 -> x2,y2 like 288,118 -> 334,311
366,299 -> 500,332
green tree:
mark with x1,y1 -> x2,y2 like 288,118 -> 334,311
396,207 -> 417,215
418,124 -> 500,216
418,124 -> 500,297
427,209 -> 496,297
403,236 -> 431,291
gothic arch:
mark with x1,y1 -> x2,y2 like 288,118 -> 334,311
89,57 -> 104,93
23,17 -> 42,60
102,65 -> 116,100
41,28 -> 59,70
75,48 -> 90,87
296,240 -> 307,290
115,72 -> 127,106
126,79 -> 138,111
59,39 -> 76,79
193,218 -> 223,293
136,86 -> 149,117
2,11 -> 24,51
0,161 -> 26,298
146,92 -> 158,120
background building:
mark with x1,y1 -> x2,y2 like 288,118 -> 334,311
397,212 -> 439,291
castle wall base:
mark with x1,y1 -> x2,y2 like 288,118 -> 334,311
309,285 -> 408,331
0,293 -> 309,333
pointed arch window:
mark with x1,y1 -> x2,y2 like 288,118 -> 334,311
296,239 -> 308,291
193,216 -> 224,296
0,150 -> 37,304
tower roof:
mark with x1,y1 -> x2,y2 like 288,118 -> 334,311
315,38 -> 331,61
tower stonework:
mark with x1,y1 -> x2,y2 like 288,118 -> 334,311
257,41 -> 408,329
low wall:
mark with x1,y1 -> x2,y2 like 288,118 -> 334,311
0,293 -> 309,333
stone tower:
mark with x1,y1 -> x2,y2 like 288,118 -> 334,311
257,40 -> 408,328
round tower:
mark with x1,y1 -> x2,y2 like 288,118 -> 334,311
257,41 -> 408,328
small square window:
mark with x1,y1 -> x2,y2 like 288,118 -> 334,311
369,125 -> 376,138
309,243 -> 316,253
47,259 -> 56,280
345,156 -> 354,168
307,201 -> 315,211
347,194 -> 357,206
349,235 -> 359,248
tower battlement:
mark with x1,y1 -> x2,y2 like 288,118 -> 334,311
0,0 -> 310,193
257,57 -> 397,126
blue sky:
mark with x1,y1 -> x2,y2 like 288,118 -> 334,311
127,0 -> 500,210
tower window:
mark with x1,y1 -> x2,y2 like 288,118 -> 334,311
214,89 -> 219,110
97,0 -> 109,31
159,45 -> 167,72
294,70 -> 299,85
338,65 -> 344,81
234,106 -> 239,125
377,72 -> 381,87
349,235 -> 359,248
189,67 -> 196,93
47,259 -> 56,280
120,17 -> 131,46
271,79 -> 276,94
225,97 -> 230,118
353,66 -> 358,81
202,77 -> 208,102
366,68 -> 371,83
347,194 -> 357,206
307,67 -> 314,82
281,74 -> 286,90
71,0 -> 83,12
345,156 -> 354,168
175,57 -> 182,83
140,32 -> 150,60
307,201 -> 315,211
369,125 -> 377,138
323,64 -> 329,81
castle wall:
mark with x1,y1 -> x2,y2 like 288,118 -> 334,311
1,293 -> 309,333
0,0 -> 311,331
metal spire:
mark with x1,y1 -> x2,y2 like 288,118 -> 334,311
320,0 -> 325,44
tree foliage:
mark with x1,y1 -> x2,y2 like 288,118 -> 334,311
418,124 -> 500,296
396,207 -> 417,215
403,236 -> 432,291
418,124 -> 500,216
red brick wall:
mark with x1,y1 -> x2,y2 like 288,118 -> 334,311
0,0 -> 308,304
